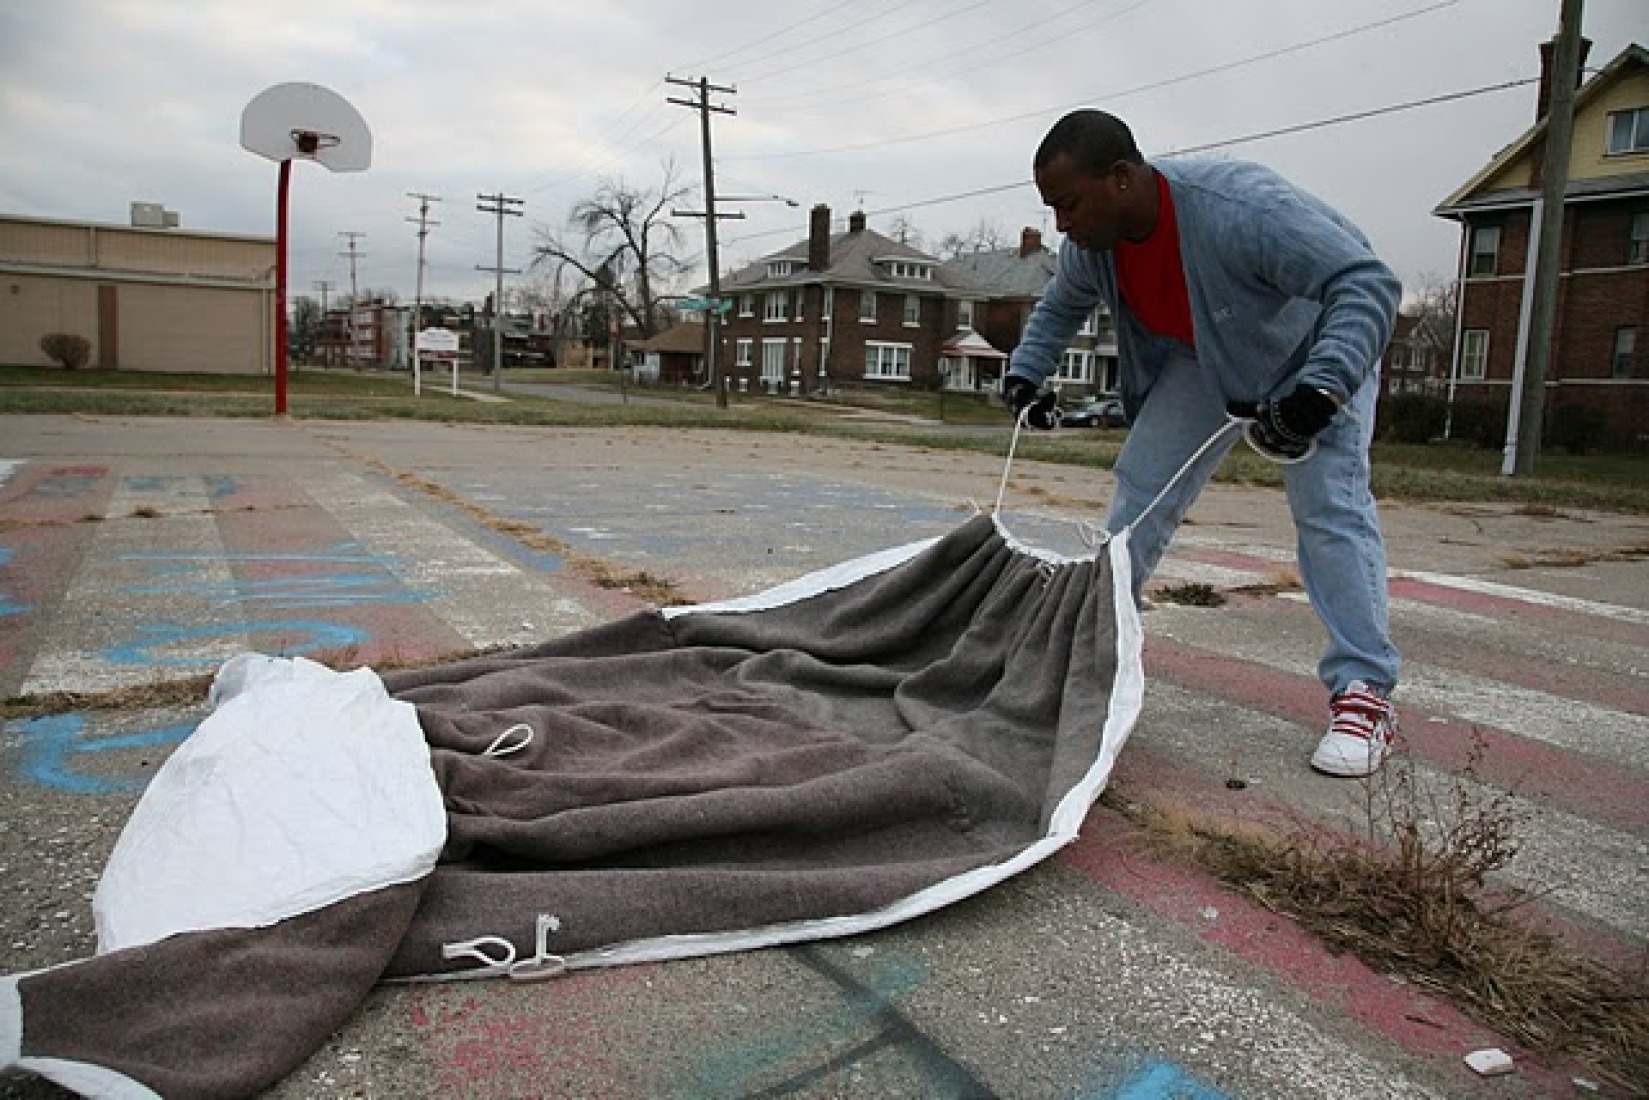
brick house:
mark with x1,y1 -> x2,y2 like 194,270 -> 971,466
1379,311 -> 1452,397
942,228 -> 1120,397
1432,41 -> 1649,447
716,206 -> 988,394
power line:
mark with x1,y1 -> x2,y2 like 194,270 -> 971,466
752,0 -> 1151,108
678,0 -> 868,74
724,0 -> 1462,161
729,0 -> 996,87
722,75 -> 1540,248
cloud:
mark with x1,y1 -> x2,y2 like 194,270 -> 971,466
2,0 -> 1643,302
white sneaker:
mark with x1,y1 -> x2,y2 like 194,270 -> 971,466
1311,680 -> 1398,778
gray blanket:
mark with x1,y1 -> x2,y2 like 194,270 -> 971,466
0,514 -> 1141,1098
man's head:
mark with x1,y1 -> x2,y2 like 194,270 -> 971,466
1033,109 -> 1154,251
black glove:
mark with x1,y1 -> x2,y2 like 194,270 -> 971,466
1228,386 -> 1339,461
1002,376 -> 1060,430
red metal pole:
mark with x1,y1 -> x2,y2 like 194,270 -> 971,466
275,158 -> 291,415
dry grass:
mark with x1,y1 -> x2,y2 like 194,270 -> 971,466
1108,750 -> 1649,1092
0,644 -> 507,720
1153,581 -> 1227,608
329,446 -> 691,607
1499,542 -> 1649,570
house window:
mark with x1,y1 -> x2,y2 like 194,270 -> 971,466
1461,329 -> 1489,380
903,295 -> 920,325
795,290 -> 804,323
1079,309 -> 1100,336
763,292 -> 788,322
1613,327 -> 1637,379
859,290 -> 877,322
735,338 -> 752,367
1468,225 -> 1500,277
1629,211 -> 1649,264
957,300 -> 975,330
1605,107 -> 1649,156
1056,349 -> 1093,384
885,261 -> 932,280
739,295 -> 754,317
823,288 -> 834,320
767,260 -> 794,278
761,338 -> 787,382
864,341 -> 912,380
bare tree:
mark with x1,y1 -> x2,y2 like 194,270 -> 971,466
531,163 -> 692,340
935,217 -> 1009,260
887,215 -> 924,249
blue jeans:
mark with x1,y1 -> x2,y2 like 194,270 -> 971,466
1104,350 -> 1400,696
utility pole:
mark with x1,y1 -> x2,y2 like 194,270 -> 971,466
312,279 -> 334,366
338,231 -> 366,368
407,192 -> 442,395
1506,0 -> 1584,477
476,192 -> 523,393
667,74 -> 737,409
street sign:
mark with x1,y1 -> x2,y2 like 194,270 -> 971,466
676,297 -> 733,313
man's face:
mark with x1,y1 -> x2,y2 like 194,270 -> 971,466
1035,152 -> 1128,252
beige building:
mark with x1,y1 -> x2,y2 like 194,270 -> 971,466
0,211 -> 276,374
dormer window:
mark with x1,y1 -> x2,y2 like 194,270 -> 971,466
882,260 -> 933,280
767,260 -> 795,278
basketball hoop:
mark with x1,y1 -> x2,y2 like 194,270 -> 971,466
240,84 -> 371,416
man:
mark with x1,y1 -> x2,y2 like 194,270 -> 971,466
1003,109 -> 1401,778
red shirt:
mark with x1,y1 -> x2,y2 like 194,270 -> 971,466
1115,170 -> 1195,346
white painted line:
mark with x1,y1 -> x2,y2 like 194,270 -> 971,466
303,470 -> 604,649
1395,569 -> 1649,627
0,461 -> 23,488
23,478 -> 245,696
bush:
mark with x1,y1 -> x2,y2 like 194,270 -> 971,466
1545,403 -> 1607,456
1379,392 -> 1448,445
1449,399 -> 1508,451
39,333 -> 92,370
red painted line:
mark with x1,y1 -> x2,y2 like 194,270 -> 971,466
0,464 -> 115,525
1143,637 -> 1649,831
1174,544 -> 1649,649
211,482 -> 473,666
1388,576 -> 1649,649
1065,754 -> 1596,1094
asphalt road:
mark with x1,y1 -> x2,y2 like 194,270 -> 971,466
2,415 -> 1645,1099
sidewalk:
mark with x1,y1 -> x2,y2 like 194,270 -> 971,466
2,414 -> 1644,1098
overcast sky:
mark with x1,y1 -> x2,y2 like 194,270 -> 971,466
2,0 -> 1642,309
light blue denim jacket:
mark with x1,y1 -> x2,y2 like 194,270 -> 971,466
1007,158 -> 1401,419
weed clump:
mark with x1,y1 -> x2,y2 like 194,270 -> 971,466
1118,746 -> 1649,1091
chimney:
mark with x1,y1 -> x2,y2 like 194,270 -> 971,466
808,204 -> 831,270
848,210 -> 866,233
1536,35 -> 1591,121
1019,227 -> 1042,257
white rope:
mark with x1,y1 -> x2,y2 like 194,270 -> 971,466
992,407 -> 1032,515
1129,418 -> 1245,534
992,410 -> 1247,540
483,722 -> 535,758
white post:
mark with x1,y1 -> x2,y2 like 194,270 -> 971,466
1501,198 -> 1544,476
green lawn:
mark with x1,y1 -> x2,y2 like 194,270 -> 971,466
4,364 -> 1645,514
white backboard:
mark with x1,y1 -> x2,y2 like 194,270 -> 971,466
240,83 -> 371,171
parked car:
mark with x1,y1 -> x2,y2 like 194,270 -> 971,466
1060,396 -> 1126,429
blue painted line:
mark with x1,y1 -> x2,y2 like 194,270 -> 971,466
9,715 -> 191,795
103,620 -> 369,667
1103,1058 -> 1231,1100
0,547 -> 22,616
